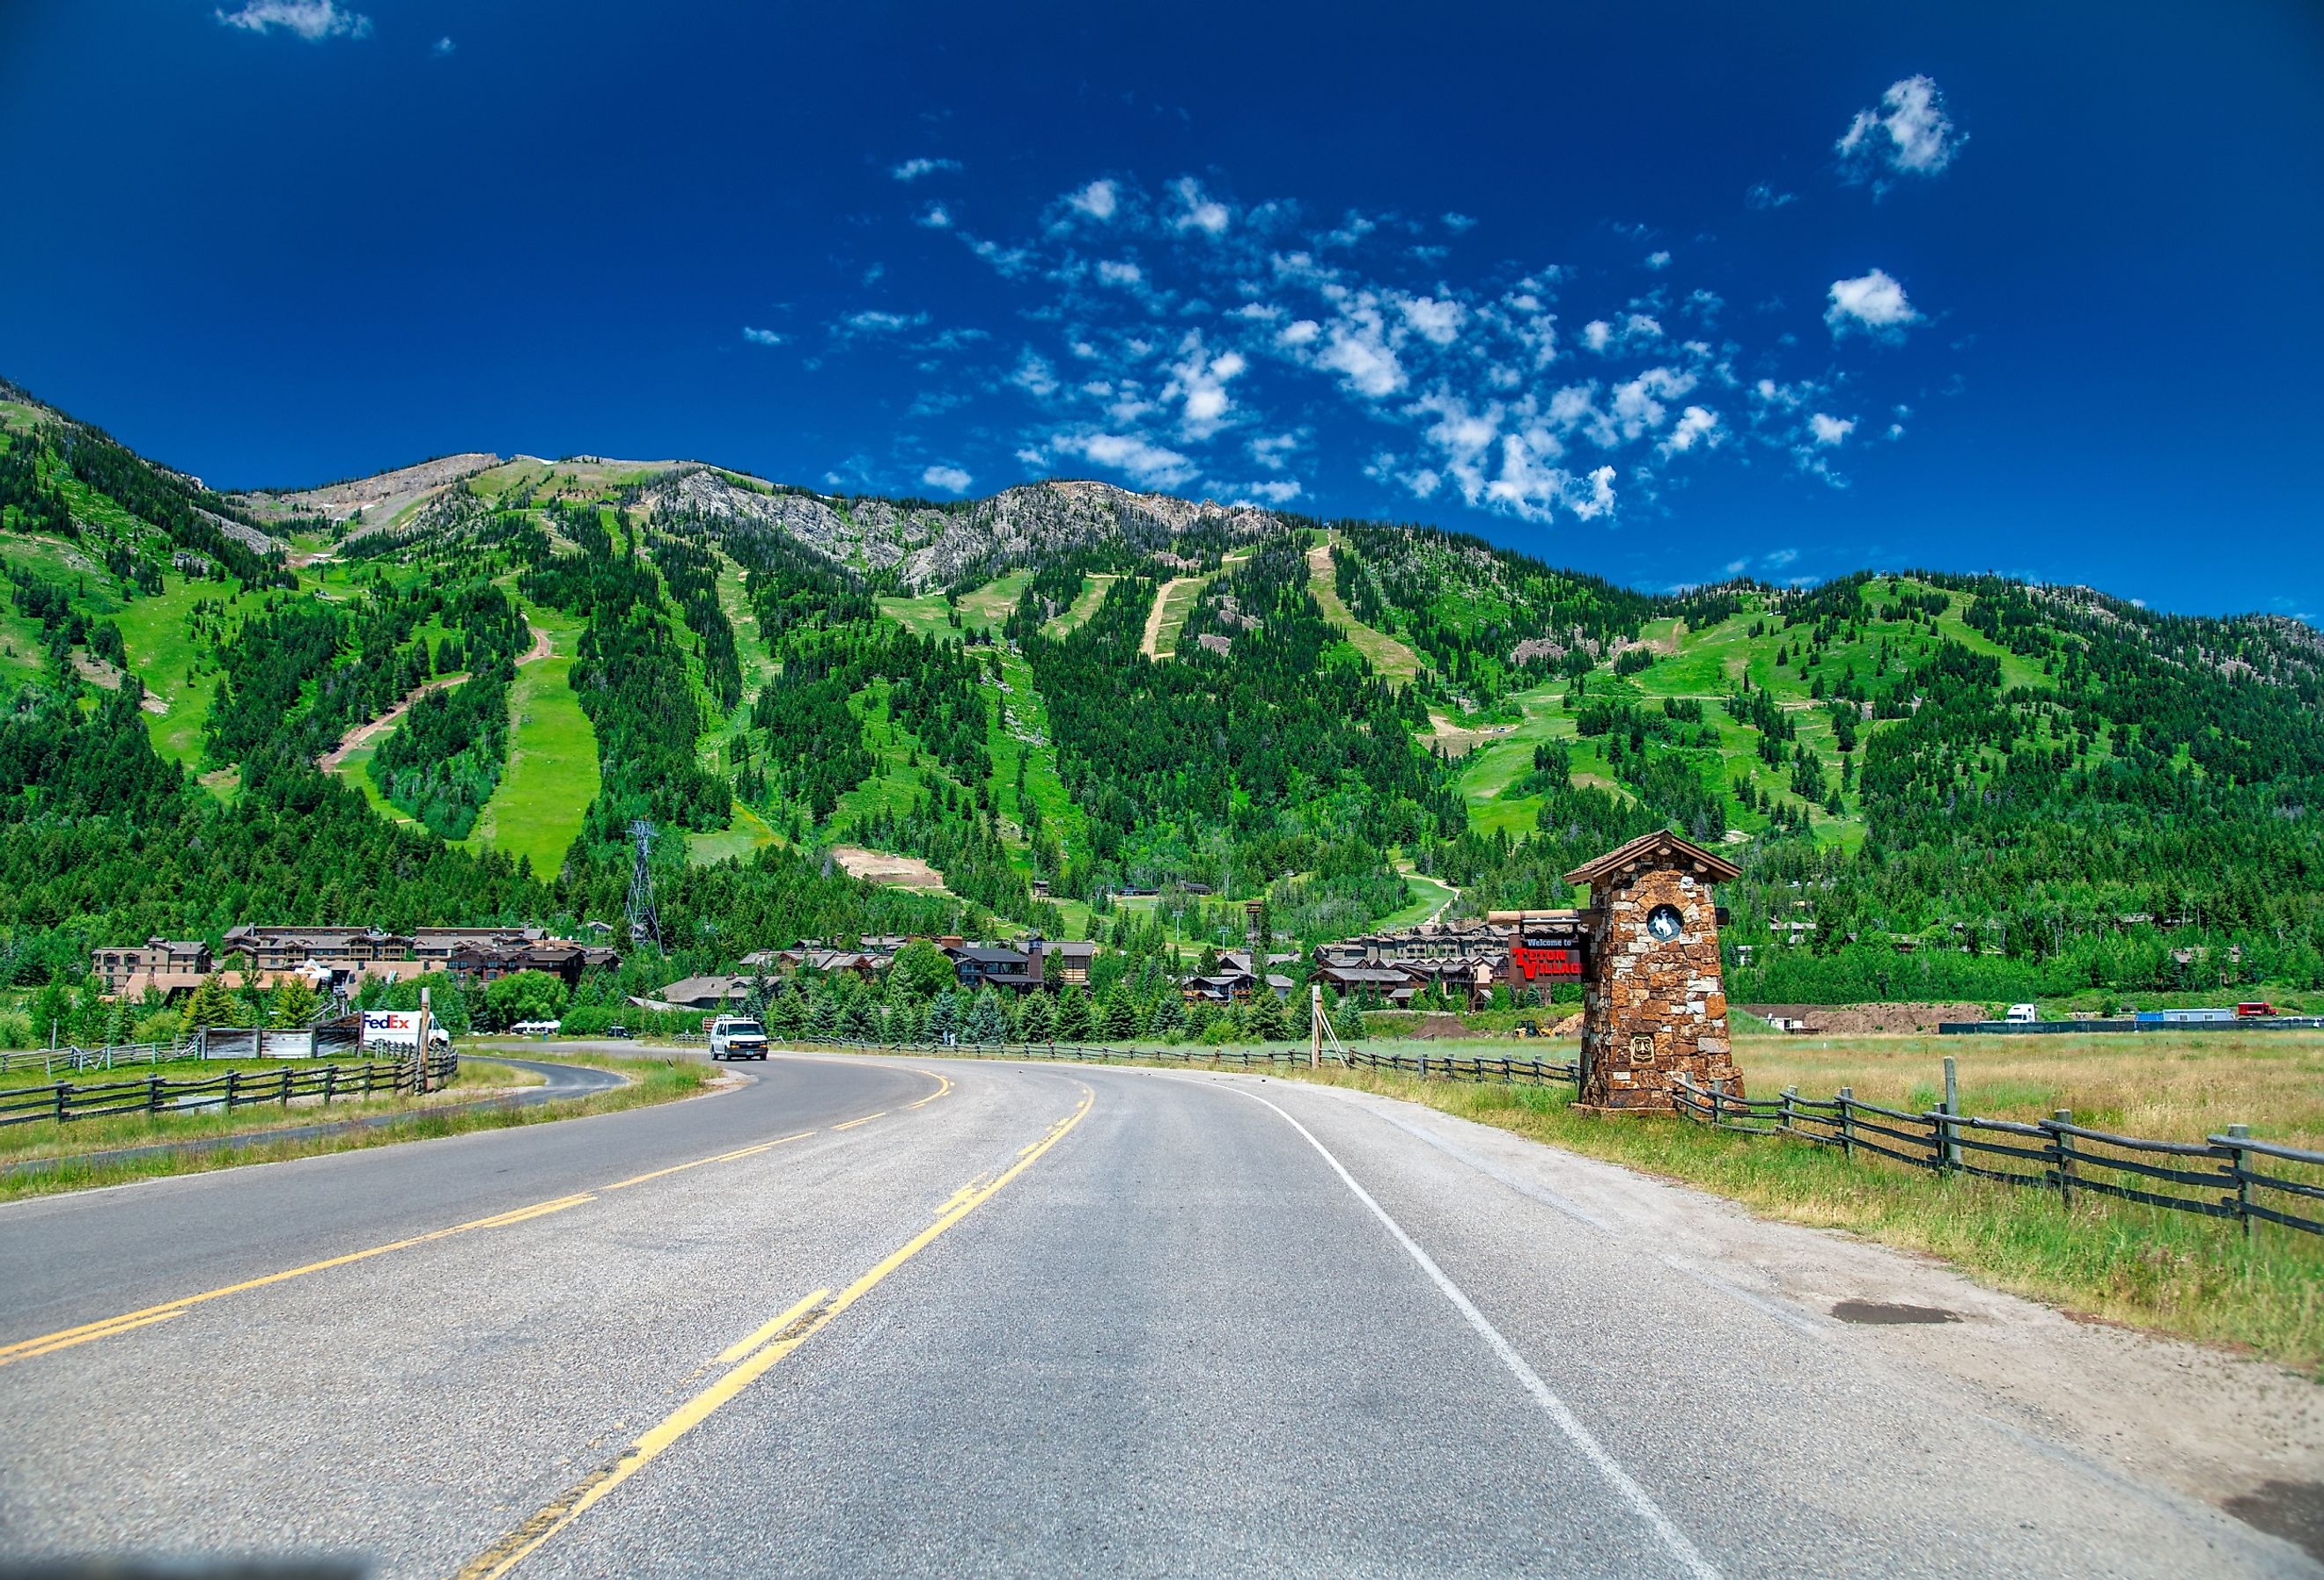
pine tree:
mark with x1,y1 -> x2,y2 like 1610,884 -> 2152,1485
1019,989 -> 1055,1041
271,975 -> 322,1028
1055,985 -> 1092,1040
1101,982 -> 1136,1041
181,974 -> 235,1032
1248,988 -> 1290,1043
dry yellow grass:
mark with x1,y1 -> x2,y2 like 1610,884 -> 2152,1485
1727,1030 -> 2324,1150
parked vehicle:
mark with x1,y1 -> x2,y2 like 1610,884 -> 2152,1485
709,1017 -> 769,1061
2004,1003 -> 2041,1024
511,1019 -> 562,1037
604,1024 -> 633,1039
2236,1002 -> 2277,1018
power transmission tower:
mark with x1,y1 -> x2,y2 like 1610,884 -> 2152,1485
627,819 -> 663,950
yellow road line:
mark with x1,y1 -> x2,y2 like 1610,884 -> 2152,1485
453,1085 -> 1094,1580
712,1289 -> 829,1367
602,1132 -> 813,1191
3,1058 -> 960,1371
0,1192 -> 598,1369
903,1070 -> 953,1109
11,1308 -> 186,1361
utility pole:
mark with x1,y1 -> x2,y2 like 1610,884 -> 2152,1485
1310,983 -> 1322,1069
415,986 -> 434,1095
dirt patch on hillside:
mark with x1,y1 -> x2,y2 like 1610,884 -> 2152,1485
830,845 -> 946,889
1427,711 -> 1518,758
1740,1002 -> 1986,1034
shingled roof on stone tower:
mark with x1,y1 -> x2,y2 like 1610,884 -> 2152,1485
1563,829 -> 1741,888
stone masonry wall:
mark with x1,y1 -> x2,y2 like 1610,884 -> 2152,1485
1578,864 -> 1739,1113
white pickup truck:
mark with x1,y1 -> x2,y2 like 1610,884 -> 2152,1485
708,1016 -> 769,1061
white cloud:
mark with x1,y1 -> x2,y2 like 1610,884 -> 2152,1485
214,1 -> 370,39
917,203 -> 952,230
1277,319 -> 1321,349
1399,295 -> 1466,346
1442,212 -> 1478,233
1096,259 -> 1144,288
835,309 -> 928,338
1163,334 -> 1247,440
1247,432 -> 1300,470
1009,350 -> 1060,399
1047,429 -> 1198,489
1596,366 -> 1697,445
1315,302 -> 1407,399
1745,182 -> 1796,210
1809,412 -> 1856,445
741,327 -> 785,347
1763,547 -> 1800,568
1644,250 -> 1672,271
892,157 -> 961,182
1659,405 -> 1722,457
1068,180 -> 1120,222
431,35 -> 454,55
921,464 -> 973,493
1169,177 -> 1232,236
1825,268 -> 1921,339
1213,478 -> 1304,506
1837,75 -> 1964,188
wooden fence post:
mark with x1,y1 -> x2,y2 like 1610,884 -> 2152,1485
2054,1109 -> 2077,1208
1941,1055 -> 1962,1172
1778,1085 -> 1798,1138
1837,1087 -> 1856,1162
2225,1123 -> 2253,1240
225,1069 -> 239,1113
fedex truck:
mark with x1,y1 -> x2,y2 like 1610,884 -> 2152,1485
360,1010 -> 453,1054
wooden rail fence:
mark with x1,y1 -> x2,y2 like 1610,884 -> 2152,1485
1669,1075 -> 2323,1240
780,1035 -> 2319,1239
0,1053 -> 460,1128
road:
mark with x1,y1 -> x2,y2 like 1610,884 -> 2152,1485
0,1052 -> 2313,1578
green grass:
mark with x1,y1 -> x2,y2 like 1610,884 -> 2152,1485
462,606 -> 596,879
878,570 -> 1031,641
95,566 -> 258,780
1373,868 -> 1459,930
0,1051 -> 710,1202
1305,536 -> 1419,684
1299,1057 -> 2323,1377
687,800 -> 781,865
1144,577 -> 1204,658
1043,573 -> 1117,638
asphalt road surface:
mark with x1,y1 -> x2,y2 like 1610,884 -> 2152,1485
0,1052 -> 2311,1578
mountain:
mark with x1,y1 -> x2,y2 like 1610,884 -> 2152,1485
6,374 -> 2324,1005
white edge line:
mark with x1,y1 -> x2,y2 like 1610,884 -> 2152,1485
1217,1083 -> 1725,1580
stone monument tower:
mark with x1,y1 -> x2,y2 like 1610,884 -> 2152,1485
1565,830 -> 1743,1113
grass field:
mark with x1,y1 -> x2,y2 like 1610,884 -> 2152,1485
1305,536 -> 1419,684
463,606 -> 596,878
1043,572 -> 1118,638
837,1029 -> 2324,1371
1311,1040 -> 2324,1375
0,1051 -> 711,1202
687,799 -> 781,865
879,570 -> 1031,641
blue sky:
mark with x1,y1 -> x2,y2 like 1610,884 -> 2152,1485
2,2 -> 2319,615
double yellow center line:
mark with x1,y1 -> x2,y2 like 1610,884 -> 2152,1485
0,1066 -> 954,1372
454,1085 -> 1093,1580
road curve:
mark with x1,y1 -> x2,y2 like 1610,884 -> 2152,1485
0,1054 -> 2310,1579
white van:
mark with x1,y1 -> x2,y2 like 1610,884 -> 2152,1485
2004,1003 -> 2041,1025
